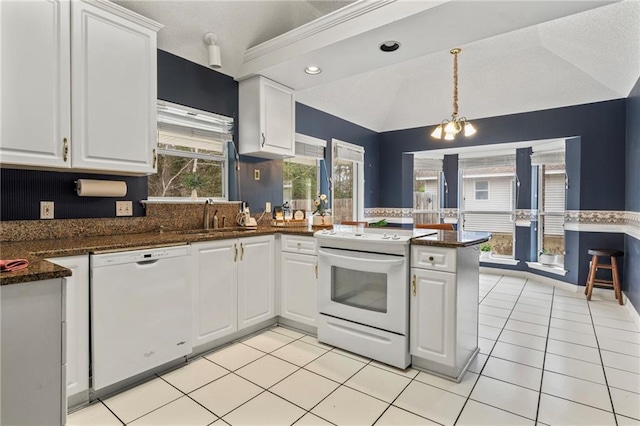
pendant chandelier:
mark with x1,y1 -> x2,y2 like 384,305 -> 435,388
431,48 -> 476,141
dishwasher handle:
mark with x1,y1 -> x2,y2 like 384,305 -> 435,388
136,259 -> 160,266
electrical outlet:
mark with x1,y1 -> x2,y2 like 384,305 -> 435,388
116,201 -> 133,217
40,201 -> 54,219
265,201 -> 271,213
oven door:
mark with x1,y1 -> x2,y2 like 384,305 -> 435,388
317,247 -> 408,335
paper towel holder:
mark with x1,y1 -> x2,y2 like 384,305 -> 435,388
75,179 -> 128,197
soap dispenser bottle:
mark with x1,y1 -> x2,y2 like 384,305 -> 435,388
213,210 -> 219,229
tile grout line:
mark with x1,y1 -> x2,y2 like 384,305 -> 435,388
453,275 -> 531,425
586,294 -> 620,425
533,283 -> 556,425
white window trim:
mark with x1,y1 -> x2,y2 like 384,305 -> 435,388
332,139 -> 365,221
148,101 -> 231,202
295,133 -> 327,148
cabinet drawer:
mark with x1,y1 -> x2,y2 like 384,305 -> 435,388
281,235 -> 317,255
411,246 -> 456,273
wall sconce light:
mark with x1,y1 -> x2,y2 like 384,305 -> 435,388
203,32 -> 222,69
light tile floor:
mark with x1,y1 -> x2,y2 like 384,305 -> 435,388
68,273 -> 640,425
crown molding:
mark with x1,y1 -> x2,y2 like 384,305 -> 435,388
243,0 -> 397,63
83,0 -> 164,32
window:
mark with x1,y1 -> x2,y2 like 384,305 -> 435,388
332,139 -> 365,224
531,146 -> 566,267
283,134 -> 326,213
474,181 -> 489,200
148,102 -> 231,201
413,157 -> 443,224
459,153 -> 517,259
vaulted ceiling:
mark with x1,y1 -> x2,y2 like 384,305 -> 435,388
117,0 -> 640,133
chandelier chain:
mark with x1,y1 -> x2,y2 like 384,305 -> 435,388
452,49 -> 459,118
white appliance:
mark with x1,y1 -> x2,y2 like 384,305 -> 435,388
90,245 -> 192,391
315,227 -> 434,368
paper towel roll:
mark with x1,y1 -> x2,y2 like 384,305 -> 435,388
76,179 -> 127,197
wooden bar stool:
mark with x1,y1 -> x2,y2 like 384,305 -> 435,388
585,249 -> 624,305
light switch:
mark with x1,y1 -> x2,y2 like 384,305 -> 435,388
40,201 -> 54,219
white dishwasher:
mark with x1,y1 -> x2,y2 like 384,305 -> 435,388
91,245 -> 192,391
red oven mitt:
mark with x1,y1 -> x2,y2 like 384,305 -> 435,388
0,259 -> 29,272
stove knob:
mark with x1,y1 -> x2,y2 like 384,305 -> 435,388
392,233 -> 400,240
382,233 -> 390,239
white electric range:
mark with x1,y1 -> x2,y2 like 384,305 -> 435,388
314,226 -> 435,368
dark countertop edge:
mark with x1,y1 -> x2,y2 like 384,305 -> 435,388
410,232 -> 491,248
0,227 -> 314,286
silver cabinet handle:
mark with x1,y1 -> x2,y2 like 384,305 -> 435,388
261,133 -> 266,147
63,138 -> 69,162
315,263 -> 318,279
240,242 -> 244,261
234,243 -> 238,262
412,274 -> 417,296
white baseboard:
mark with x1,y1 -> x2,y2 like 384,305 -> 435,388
625,295 -> 640,329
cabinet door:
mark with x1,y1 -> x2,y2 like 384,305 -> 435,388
192,241 -> 238,347
1,279 -> 64,426
262,79 -> 294,155
47,255 -> 90,407
281,252 -> 317,327
71,1 -> 157,174
238,236 -> 275,329
410,268 -> 456,367
0,0 -> 71,168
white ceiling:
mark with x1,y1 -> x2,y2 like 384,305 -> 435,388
117,0 -> 640,133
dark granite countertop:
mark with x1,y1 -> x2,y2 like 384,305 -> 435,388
1,226 -> 488,286
411,230 -> 491,248
0,225 -> 315,286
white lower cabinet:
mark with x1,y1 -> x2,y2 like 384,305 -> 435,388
192,235 -> 274,349
237,236 -> 275,329
280,251 -> 318,327
46,255 -> 90,409
1,279 -> 65,426
410,245 -> 479,380
410,268 -> 456,366
279,235 -> 318,328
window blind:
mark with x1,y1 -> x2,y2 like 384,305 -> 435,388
157,102 -> 233,155
458,154 -> 516,170
294,141 -> 324,159
334,140 -> 365,163
531,150 -> 565,166
414,158 -> 443,172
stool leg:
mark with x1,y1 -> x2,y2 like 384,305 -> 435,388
585,258 -> 593,295
587,255 -> 598,301
611,256 -> 623,305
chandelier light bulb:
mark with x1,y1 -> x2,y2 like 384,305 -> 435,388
431,125 -> 443,139
444,132 -> 455,141
464,122 -> 476,136
444,120 -> 458,134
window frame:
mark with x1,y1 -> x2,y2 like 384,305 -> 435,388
148,101 -> 231,202
474,180 -> 490,201
331,139 -> 365,222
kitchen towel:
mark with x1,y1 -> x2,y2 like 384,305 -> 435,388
0,259 -> 29,272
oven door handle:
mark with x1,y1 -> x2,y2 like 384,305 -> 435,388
318,249 -> 406,265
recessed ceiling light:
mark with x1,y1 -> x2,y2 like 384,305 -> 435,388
304,66 -> 322,75
379,41 -> 400,52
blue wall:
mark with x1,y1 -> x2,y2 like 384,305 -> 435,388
379,100 -> 628,287
378,99 -> 626,211
296,103 -> 380,208
625,77 -> 640,311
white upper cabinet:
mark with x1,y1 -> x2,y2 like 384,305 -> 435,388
239,76 -> 295,158
71,0 -> 160,174
0,0 -> 71,168
0,0 -> 162,175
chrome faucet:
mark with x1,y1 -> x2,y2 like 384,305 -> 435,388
203,199 -> 211,229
